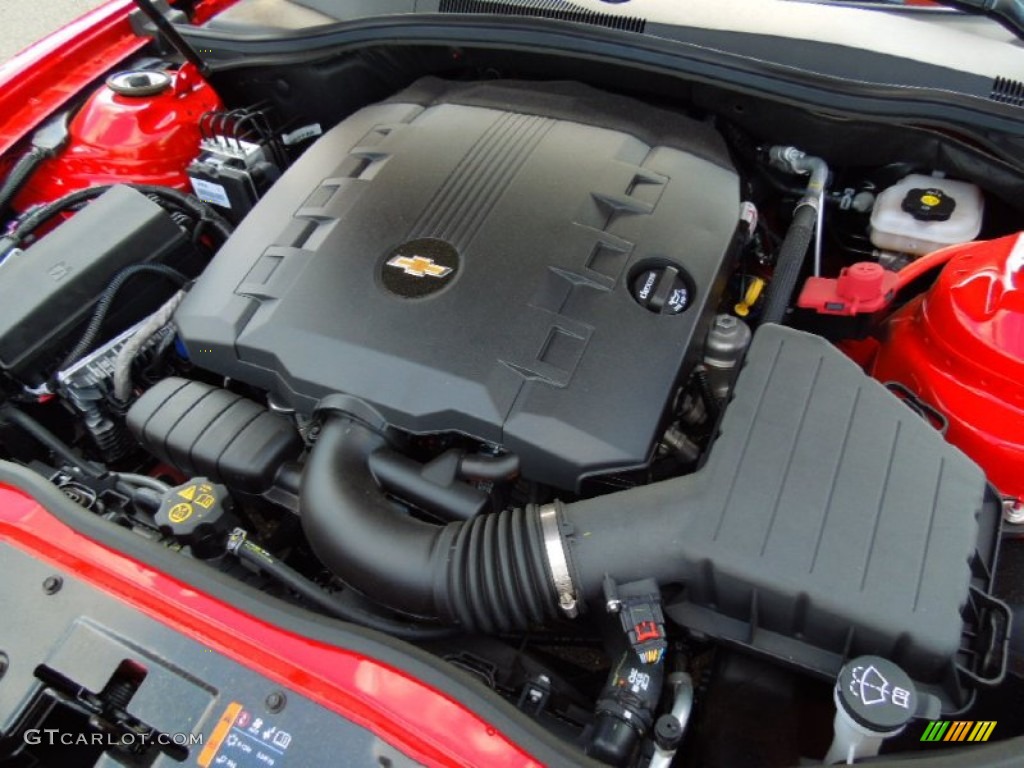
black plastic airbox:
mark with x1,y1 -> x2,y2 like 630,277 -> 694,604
560,326 -> 1006,709
174,79 -> 741,490
664,326 -> 1006,705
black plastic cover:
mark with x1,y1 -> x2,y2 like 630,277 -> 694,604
126,377 -> 304,493
655,326 -> 1005,705
0,186 -> 194,380
174,78 -> 740,490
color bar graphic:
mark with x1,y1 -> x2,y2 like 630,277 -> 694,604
920,721 -> 996,743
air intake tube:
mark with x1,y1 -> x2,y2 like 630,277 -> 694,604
302,403 -> 700,633
300,404 -> 569,633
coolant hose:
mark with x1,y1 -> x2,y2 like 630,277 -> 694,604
300,413 -> 562,633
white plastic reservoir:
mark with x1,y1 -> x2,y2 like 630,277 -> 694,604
869,174 -> 984,256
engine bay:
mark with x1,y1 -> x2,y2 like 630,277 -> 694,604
0,24 -> 1022,768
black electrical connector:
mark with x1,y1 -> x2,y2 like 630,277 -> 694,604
587,577 -> 670,765
604,576 -> 668,665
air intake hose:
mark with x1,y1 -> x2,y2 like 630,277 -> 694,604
300,409 -> 564,633
302,407 -> 701,633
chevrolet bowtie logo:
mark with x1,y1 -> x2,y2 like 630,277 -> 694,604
386,255 -> 453,278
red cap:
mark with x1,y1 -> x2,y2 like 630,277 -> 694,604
798,262 -> 900,316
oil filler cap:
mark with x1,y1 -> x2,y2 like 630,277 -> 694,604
156,478 -> 236,559
901,188 -> 956,222
631,265 -> 692,315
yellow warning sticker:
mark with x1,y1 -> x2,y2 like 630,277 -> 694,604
168,502 -> 194,524
178,485 -> 197,501
194,493 -> 216,510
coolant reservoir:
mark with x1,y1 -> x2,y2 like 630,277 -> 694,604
869,174 -> 983,256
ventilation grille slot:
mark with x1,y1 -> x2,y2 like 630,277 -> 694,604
438,0 -> 646,33
991,76 -> 1024,107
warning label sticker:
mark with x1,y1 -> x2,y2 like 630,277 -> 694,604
198,702 -> 293,768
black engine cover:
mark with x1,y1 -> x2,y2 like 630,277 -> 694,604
175,79 -> 740,489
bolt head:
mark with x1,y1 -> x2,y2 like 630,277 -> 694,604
265,691 -> 287,713
42,576 -> 63,595
1004,500 -> 1024,525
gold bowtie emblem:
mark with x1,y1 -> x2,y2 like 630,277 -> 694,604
386,255 -> 453,278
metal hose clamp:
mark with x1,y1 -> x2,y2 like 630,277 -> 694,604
538,504 -> 579,618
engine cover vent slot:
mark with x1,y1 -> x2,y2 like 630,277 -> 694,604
990,76 -> 1024,107
437,0 -> 646,33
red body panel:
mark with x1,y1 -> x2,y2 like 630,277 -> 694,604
0,0 -> 233,160
0,1 -> 146,160
14,63 -> 222,209
0,484 -> 541,768
872,234 -> 1024,502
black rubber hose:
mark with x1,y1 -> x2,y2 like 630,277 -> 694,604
0,150 -> 46,221
58,263 -> 188,371
300,414 -> 560,634
232,535 -> 456,640
759,203 -> 818,326
459,452 -> 520,482
0,405 -> 104,479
